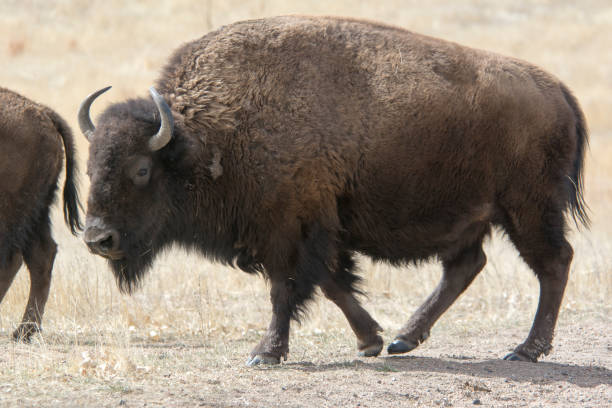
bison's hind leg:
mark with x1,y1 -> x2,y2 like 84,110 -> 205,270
13,222 -> 57,342
388,233 -> 488,355
320,250 -> 383,357
0,252 -> 24,304
501,205 -> 573,362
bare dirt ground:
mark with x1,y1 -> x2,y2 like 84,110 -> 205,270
1,1 -> 611,407
1,313 -> 610,407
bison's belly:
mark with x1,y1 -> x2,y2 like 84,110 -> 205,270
342,202 -> 493,263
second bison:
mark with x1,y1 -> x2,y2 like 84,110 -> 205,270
0,87 -> 82,341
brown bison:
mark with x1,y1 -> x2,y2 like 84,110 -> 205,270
80,16 -> 588,365
0,87 -> 82,341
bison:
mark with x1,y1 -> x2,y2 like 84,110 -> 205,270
0,87 -> 82,341
80,16 -> 588,365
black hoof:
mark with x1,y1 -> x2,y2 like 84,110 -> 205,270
12,323 -> 38,343
387,339 -> 418,355
358,342 -> 383,357
503,352 -> 536,362
246,354 -> 281,367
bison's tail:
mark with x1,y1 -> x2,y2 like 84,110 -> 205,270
48,110 -> 83,234
560,83 -> 590,229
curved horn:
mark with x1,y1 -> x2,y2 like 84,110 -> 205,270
78,86 -> 111,141
148,87 -> 174,151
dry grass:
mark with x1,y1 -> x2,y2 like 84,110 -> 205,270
1,1 -> 611,407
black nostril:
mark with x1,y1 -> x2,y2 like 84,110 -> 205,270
99,234 -> 114,251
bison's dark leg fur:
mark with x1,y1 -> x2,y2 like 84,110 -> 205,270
246,279 -> 293,366
0,253 -> 23,303
13,225 -> 57,342
247,223 -> 332,365
388,239 -> 486,355
320,277 -> 383,356
503,209 -> 573,362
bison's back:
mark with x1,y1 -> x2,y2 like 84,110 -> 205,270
161,16 -> 570,169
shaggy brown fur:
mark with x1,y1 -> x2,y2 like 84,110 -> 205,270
0,87 -> 82,341
82,16 -> 588,364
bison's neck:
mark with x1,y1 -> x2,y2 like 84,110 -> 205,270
161,146 -> 250,268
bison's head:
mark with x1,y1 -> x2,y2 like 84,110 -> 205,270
79,87 -> 186,292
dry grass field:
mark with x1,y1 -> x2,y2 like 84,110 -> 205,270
1,1 -> 611,407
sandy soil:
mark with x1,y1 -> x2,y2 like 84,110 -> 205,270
1,314 -> 610,407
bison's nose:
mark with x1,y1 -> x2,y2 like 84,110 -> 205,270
85,229 -> 120,254
84,217 -> 122,259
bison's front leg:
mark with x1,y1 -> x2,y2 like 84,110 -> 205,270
246,279 -> 293,366
247,223 -> 328,366
320,277 -> 383,357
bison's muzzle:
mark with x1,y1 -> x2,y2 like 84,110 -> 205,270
84,216 -> 123,260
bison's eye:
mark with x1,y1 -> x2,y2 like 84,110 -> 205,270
127,155 -> 153,187
133,166 -> 151,187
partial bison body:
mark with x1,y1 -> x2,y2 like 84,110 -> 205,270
81,16 -> 588,364
0,87 -> 82,340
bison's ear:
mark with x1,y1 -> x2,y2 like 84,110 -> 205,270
157,127 -> 189,167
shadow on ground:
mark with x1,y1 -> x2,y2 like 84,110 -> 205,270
282,356 -> 612,388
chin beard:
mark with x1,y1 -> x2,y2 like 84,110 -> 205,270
106,220 -> 177,294
108,247 -> 156,294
